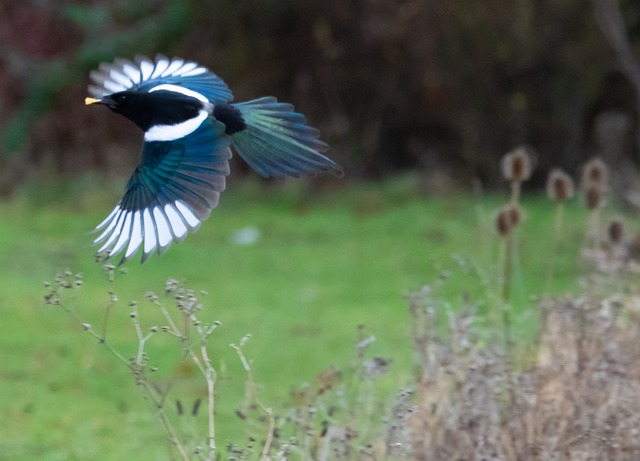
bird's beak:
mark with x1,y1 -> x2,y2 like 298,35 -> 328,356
85,97 -> 102,105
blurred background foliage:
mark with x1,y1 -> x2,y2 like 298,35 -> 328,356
1,0 -> 640,193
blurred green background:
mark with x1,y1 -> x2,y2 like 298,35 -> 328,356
2,1 -> 640,459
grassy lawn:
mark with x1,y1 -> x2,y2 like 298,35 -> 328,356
0,174 -> 614,460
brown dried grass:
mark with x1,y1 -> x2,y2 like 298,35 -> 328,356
392,286 -> 640,461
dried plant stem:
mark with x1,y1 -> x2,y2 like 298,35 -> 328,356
188,319 -> 220,459
149,294 -> 221,459
231,338 -> 275,461
156,299 -> 182,335
182,346 -> 216,458
545,202 -> 565,293
141,376 -> 191,461
50,275 -> 226,461
585,208 -> 601,252
130,304 -> 148,364
129,306 -> 191,461
499,177 -> 524,347
100,293 -> 115,343
510,181 -> 522,206
61,302 -> 130,367
64,299 -> 191,460
99,266 -> 118,343
502,232 -> 514,347
201,344 -> 216,458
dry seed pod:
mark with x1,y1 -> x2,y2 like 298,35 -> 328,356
501,146 -> 534,182
584,186 -> 603,210
496,211 -> 512,236
507,206 -> 521,227
546,168 -> 575,202
580,157 -> 609,191
607,219 -> 625,245
496,206 -> 521,236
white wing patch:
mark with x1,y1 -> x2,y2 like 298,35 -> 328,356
153,207 -> 173,248
149,84 -> 209,103
121,63 -> 141,85
151,58 -> 170,79
139,60 -> 154,81
164,204 -> 188,239
94,200 -> 203,263
175,200 -> 200,228
103,80 -> 125,94
109,70 -> 132,88
144,110 -> 209,142
182,67 -> 208,77
125,211 -> 143,259
88,54 -> 210,99
143,209 -> 157,255
95,205 -> 120,230
162,59 -> 184,77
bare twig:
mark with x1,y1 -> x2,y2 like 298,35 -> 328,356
231,336 -> 275,461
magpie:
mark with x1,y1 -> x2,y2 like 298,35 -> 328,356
86,54 -> 342,264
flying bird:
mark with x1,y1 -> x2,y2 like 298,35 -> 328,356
86,54 -> 342,264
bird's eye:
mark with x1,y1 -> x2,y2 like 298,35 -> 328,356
114,94 -> 127,104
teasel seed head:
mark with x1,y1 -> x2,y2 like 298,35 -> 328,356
508,206 -> 521,227
496,212 -> 511,236
546,168 -> 575,202
607,218 -> 625,245
580,157 -> 609,191
501,146 -> 534,182
584,186 -> 603,210
496,206 -> 521,236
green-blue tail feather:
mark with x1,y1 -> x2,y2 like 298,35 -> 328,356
230,97 -> 343,178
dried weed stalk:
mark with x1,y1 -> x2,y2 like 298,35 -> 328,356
545,168 -> 575,291
45,267 -> 222,461
498,146 -> 535,348
396,285 -> 640,461
580,157 -> 610,252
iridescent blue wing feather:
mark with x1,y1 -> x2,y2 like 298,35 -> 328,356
230,97 -> 343,178
89,54 -> 233,104
93,119 -> 231,264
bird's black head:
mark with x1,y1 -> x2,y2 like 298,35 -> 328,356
87,90 -> 205,132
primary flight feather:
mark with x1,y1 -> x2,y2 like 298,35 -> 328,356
86,54 -> 342,264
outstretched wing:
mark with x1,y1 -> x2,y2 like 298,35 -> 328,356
93,118 -> 231,264
88,54 -> 233,104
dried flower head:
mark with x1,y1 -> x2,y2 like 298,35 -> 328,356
584,186 -> 603,210
501,146 -> 534,182
580,157 -> 609,191
546,168 -> 575,202
496,206 -> 521,236
607,219 -> 625,245
496,211 -> 510,236
508,206 -> 521,227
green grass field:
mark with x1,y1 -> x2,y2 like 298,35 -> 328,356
0,175 -> 614,460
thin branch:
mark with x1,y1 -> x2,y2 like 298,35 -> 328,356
231,337 -> 275,461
